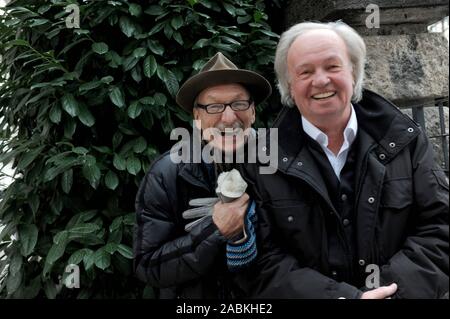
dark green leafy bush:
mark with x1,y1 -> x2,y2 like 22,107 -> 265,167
0,0 -> 280,298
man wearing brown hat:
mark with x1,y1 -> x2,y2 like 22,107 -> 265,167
133,52 -> 271,298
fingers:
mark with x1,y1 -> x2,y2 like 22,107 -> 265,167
380,283 -> 397,297
234,193 -> 250,205
361,283 -> 397,299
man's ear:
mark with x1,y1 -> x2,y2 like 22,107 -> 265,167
193,108 -> 199,120
251,104 -> 256,124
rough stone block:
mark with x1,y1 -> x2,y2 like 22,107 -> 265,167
285,0 -> 449,34
402,105 -> 448,170
363,33 -> 449,103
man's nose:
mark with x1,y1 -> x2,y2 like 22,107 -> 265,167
312,70 -> 330,87
220,105 -> 238,124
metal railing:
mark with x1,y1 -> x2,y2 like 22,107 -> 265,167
404,97 -> 449,174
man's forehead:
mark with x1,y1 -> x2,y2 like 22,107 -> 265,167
198,84 -> 250,100
290,30 -> 346,53
288,30 -> 349,65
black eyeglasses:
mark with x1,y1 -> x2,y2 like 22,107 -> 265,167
195,99 -> 253,114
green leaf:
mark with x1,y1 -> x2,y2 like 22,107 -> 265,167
54,230 -> 69,245
109,216 -> 123,232
164,69 -> 179,97
105,170 -> 119,190
119,16 -> 135,37
79,81 -> 102,93
7,270 -> 22,296
173,32 -> 184,46
237,15 -> 252,24
144,5 -> 166,15
43,280 -> 57,299
61,94 -> 79,117
133,137 -> 147,153
29,18 -> 49,27
18,224 -> 38,257
109,86 -> 125,108
46,231 -> 69,265
100,76 -> 114,84
129,3 -> 142,16
131,65 -> 142,83
143,55 -> 157,78
133,47 -> 147,58
153,92 -> 167,106
9,254 -> 23,275
94,248 -> 111,270
92,42 -> 109,55
126,157 -> 141,175
68,248 -> 91,265
192,38 -> 209,49
105,51 -> 122,68
147,40 -> 164,56
117,244 -> 133,259
92,145 -> 112,154
64,118 -> 77,139
73,147 -> 88,154
17,145 -> 45,170
223,3 -> 236,16
22,275 -> 41,299
61,169 -> 73,194
122,213 -> 136,226
122,55 -> 139,71
69,223 -> 101,235
148,21 -> 165,36
163,24 -> 173,39
104,242 -> 118,254
171,16 -> 184,30
127,101 -> 142,119
29,193 -> 40,216
77,103 -> 95,127
83,249 -> 95,270
112,132 -> 123,150
259,29 -> 280,38
49,104 -> 62,123
82,162 -> 101,189
113,153 -> 126,171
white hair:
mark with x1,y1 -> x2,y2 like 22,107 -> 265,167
274,21 -> 367,106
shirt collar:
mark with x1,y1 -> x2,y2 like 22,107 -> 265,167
301,104 -> 358,149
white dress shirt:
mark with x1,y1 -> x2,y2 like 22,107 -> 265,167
301,105 -> 358,180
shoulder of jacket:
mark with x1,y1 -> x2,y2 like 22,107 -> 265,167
144,150 -> 180,183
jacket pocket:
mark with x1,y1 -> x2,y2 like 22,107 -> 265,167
380,177 -> 413,210
432,169 -> 449,191
378,177 -> 413,260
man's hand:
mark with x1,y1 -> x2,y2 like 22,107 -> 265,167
212,193 -> 249,239
361,283 -> 398,299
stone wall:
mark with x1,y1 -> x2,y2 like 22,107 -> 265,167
364,33 -> 449,103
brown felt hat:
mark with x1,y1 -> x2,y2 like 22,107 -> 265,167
176,52 -> 272,112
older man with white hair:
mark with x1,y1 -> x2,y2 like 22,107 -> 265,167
243,21 -> 449,299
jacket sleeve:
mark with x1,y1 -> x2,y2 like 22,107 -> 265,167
239,165 -> 362,299
378,131 -> 449,298
133,168 -> 227,288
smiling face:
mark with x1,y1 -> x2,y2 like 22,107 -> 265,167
193,83 -> 255,153
287,29 -> 354,130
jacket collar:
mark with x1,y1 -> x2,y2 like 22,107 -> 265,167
270,89 -> 420,172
